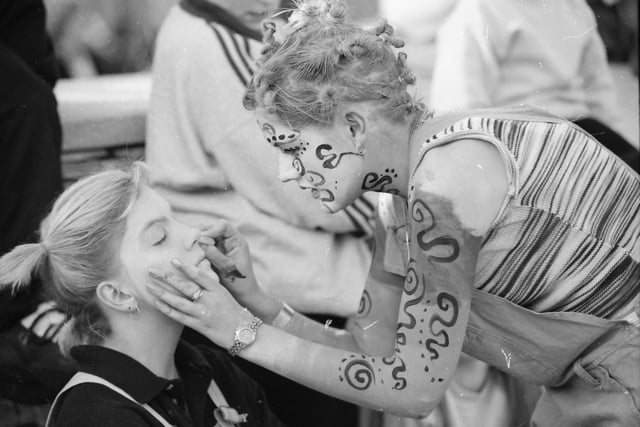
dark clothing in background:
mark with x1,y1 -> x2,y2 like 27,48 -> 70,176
0,0 -> 61,330
574,118 -> 640,173
49,341 -> 286,427
0,0 -> 73,407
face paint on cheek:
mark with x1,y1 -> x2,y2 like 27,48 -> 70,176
261,123 -> 277,145
304,171 -> 335,203
315,144 -> 363,169
292,156 -> 305,175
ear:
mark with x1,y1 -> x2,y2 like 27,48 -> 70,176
96,282 -> 137,313
344,111 -> 366,138
343,111 -> 367,151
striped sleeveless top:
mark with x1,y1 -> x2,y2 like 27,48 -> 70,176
415,107 -> 640,319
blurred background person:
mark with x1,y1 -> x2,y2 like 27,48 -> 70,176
145,1 -> 375,426
429,0 -> 639,171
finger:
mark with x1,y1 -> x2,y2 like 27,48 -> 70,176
146,282 -> 203,318
199,220 -> 237,241
44,319 -> 66,341
196,243 -> 245,279
32,310 -> 67,337
154,299 -> 201,330
169,259 -> 226,291
149,268 -> 203,299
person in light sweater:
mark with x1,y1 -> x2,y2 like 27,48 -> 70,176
430,0 -> 638,171
145,1 -> 373,425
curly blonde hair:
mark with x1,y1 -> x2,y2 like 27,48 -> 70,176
243,0 -> 424,127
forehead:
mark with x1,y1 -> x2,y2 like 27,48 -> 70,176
124,187 -> 170,233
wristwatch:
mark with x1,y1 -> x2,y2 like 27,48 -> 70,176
228,316 -> 263,356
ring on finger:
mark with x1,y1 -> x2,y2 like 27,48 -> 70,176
191,287 -> 204,303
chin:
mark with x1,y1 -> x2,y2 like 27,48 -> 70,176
320,203 -> 336,214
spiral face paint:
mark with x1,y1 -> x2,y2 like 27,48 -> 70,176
258,118 -> 364,212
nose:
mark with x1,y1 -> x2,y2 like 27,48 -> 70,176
182,223 -> 200,251
278,151 -> 302,182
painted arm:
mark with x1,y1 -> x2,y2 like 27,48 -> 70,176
239,191 -> 480,417
149,189 -> 480,417
196,210 -> 401,353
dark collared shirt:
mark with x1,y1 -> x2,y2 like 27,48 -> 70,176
49,340 -> 285,427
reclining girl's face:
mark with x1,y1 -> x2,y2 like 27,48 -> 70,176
118,186 -> 213,307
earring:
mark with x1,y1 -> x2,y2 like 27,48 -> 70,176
127,301 -> 140,319
356,144 -> 366,155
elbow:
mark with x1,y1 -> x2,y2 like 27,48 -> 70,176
388,395 -> 441,419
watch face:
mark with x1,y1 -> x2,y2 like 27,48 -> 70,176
237,327 -> 255,344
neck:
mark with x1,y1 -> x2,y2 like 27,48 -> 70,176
103,314 -> 182,379
363,112 -> 418,199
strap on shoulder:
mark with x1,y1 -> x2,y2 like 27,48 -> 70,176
45,372 -> 173,427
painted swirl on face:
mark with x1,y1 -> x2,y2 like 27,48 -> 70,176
261,123 -> 301,147
361,169 -> 400,194
357,290 -> 372,319
315,144 -> 362,169
291,156 -> 305,176
411,199 -> 460,263
304,171 -> 335,203
339,355 -> 376,390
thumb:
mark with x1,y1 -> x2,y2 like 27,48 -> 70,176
199,239 -> 246,279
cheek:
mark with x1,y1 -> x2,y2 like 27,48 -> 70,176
292,156 -> 306,175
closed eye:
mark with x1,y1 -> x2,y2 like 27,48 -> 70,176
282,146 -> 300,154
149,226 -> 167,246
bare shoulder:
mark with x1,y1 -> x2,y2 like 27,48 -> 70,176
412,138 -> 508,236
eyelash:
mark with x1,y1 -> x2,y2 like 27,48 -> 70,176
283,146 -> 300,154
153,230 -> 167,246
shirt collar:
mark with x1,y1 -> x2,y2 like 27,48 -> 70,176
70,340 -> 213,404
179,0 -> 262,41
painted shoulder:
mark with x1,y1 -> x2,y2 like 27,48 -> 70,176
410,138 -> 508,237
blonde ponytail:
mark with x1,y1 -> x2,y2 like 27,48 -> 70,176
0,162 -> 146,355
0,242 -> 47,292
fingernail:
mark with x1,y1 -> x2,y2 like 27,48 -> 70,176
146,282 -> 160,293
198,236 -> 216,246
149,267 -> 163,277
171,258 -> 182,268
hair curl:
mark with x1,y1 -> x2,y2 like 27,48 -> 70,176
244,0 -> 424,127
0,162 -> 147,355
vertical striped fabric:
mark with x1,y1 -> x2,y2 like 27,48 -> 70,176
421,112 -> 639,319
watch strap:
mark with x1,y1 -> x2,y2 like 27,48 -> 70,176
228,316 -> 262,356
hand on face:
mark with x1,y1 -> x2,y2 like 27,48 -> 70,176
196,220 -> 262,303
147,262 -> 252,348
145,220 -> 263,346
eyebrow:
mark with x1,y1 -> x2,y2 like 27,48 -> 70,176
141,217 -> 168,234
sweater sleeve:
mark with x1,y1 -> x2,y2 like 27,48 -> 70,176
430,0 -> 502,111
579,16 -> 619,125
